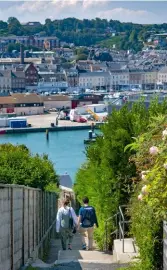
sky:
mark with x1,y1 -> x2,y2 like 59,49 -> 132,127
0,1 -> 166,24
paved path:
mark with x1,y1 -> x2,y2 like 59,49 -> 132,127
31,233 -> 126,270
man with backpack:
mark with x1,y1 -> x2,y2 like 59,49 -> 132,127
56,198 -> 77,250
78,197 -> 98,250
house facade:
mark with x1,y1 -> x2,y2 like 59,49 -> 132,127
79,72 -> 110,89
0,71 -> 25,94
110,70 -> 129,90
24,63 -> 39,86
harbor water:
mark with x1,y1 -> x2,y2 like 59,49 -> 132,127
0,130 -> 89,182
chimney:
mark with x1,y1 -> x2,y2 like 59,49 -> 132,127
20,43 -> 24,64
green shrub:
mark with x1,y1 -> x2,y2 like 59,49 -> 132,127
0,143 -> 59,191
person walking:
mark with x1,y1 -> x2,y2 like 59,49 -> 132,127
78,197 -> 98,251
56,198 -> 77,250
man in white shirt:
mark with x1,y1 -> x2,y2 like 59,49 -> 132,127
56,199 -> 78,250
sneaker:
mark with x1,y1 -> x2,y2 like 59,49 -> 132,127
68,244 -> 72,250
82,244 -> 87,250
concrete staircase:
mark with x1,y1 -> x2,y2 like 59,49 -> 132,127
30,233 -> 138,269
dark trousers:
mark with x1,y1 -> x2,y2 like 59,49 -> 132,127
60,227 -> 73,250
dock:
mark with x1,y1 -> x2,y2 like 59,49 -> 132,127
0,123 -> 103,134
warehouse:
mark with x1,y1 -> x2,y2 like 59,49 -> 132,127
0,93 -> 44,116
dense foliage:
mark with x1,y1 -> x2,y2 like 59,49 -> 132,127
74,101 -> 151,248
0,143 -> 59,191
123,115 -> 167,270
1,17 -> 167,51
74,98 -> 167,265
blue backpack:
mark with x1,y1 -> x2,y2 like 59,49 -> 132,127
82,206 -> 94,227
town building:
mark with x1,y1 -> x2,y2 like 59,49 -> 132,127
0,93 -> 44,115
54,48 -> 74,60
0,70 -> 25,94
0,36 -> 59,52
11,71 -> 25,92
43,95 -> 71,110
65,69 -> 79,87
71,93 -> 104,109
157,66 -> 167,88
24,63 -> 39,86
142,71 -> 157,90
21,22 -> 41,28
37,81 -> 68,92
79,71 -> 110,90
110,70 -> 129,90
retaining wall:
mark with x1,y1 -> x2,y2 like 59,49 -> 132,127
0,184 -> 58,270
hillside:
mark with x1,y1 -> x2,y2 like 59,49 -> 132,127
1,17 -> 167,51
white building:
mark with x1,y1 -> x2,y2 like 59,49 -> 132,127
0,71 -> 11,93
142,71 -> 157,84
158,66 -> 167,83
79,72 -> 110,89
37,80 -> 68,92
110,71 -> 129,88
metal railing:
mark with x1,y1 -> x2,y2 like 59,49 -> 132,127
119,205 -> 136,253
104,205 -> 136,253
105,213 -> 119,251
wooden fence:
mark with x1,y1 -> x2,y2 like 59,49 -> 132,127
0,184 -> 58,270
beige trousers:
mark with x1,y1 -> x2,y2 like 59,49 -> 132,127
79,226 -> 94,249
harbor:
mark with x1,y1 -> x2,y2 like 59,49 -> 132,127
0,129 -> 88,181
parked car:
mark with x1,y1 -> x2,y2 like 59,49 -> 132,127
77,116 -> 87,123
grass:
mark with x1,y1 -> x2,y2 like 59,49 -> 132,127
26,266 -> 38,270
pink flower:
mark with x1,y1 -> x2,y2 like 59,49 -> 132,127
141,185 -> 148,195
141,174 -> 146,181
162,129 -> 167,138
138,194 -> 143,201
141,170 -> 150,174
149,146 -> 159,156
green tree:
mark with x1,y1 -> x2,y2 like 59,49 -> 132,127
7,17 -> 23,35
76,53 -> 87,60
0,143 -> 59,191
45,19 -> 55,36
129,30 -> 138,43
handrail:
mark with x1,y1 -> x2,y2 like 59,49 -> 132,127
119,205 -> 136,253
105,213 -> 119,251
104,205 -> 136,253
119,206 -> 125,222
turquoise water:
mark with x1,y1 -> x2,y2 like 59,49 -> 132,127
0,130 -> 89,181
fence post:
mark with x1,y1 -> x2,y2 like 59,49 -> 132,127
10,187 -> 14,270
22,187 -> 25,266
28,189 -> 30,258
105,221 -> 107,251
33,190 -> 35,251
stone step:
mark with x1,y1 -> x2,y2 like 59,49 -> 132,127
55,260 -> 127,270
58,250 -> 114,262
31,260 -> 128,270
113,238 -> 139,263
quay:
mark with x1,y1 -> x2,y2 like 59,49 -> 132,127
0,113 -> 104,134
1,123 -> 103,134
